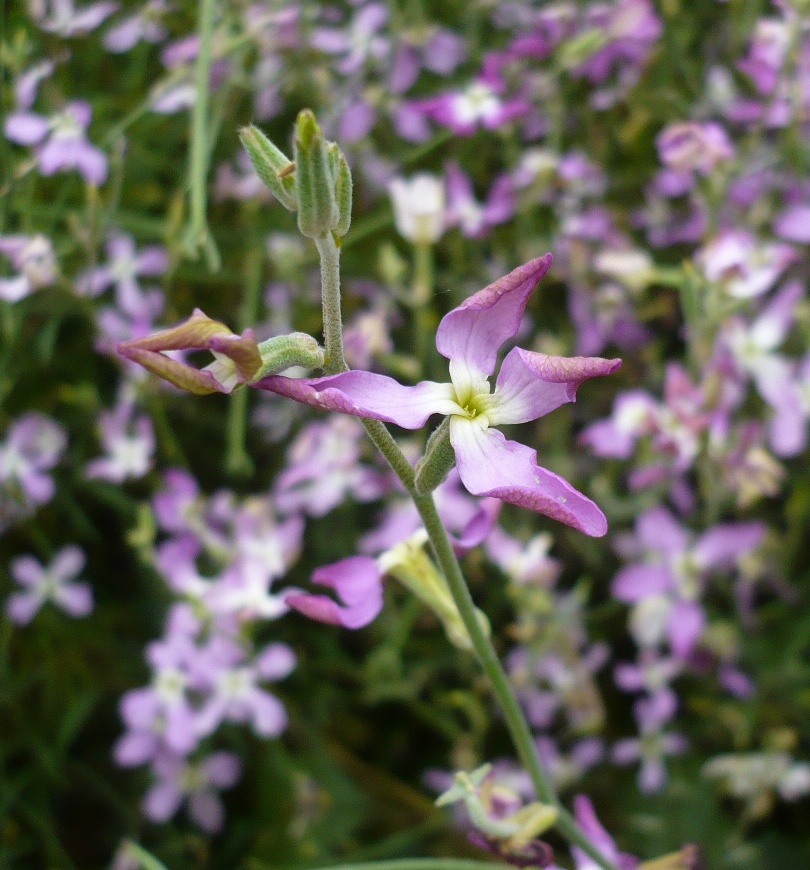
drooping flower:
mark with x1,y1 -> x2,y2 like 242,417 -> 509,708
117,308 -> 263,395
255,256 -> 620,536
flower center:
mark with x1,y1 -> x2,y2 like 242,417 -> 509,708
451,380 -> 493,426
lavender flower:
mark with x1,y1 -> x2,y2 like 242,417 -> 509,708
0,234 -> 57,302
257,257 -> 621,536
6,546 -> 93,625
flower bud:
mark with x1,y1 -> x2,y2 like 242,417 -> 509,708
294,110 -> 339,238
117,309 -> 262,395
254,332 -> 325,379
239,125 -> 297,211
327,142 -> 353,241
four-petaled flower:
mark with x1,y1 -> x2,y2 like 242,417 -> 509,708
255,256 -> 620,536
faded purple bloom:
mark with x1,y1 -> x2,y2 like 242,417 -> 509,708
31,0 -> 119,36
388,173 -> 446,244
411,59 -> 530,136
390,27 -> 467,93
256,257 -> 620,537
274,417 -> 390,517
486,529 -> 561,587
85,394 -> 156,483
103,0 -> 170,52
286,555 -> 385,629
612,507 -> 765,658
6,546 -> 92,625
76,232 -> 168,311
0,234 -> 57,302
613,723 -> 688,793
445,161 -> 516,238
656,121 -> 734,175
143,750 -> 241,832
194,644 -> 294,739
5,101 -> 108,185
1,413 -> 67,530
311,3 -> 389,75
697,229 -> 797,299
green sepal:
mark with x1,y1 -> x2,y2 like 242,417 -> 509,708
239,125 -> 297,210
415,418 -> 456,494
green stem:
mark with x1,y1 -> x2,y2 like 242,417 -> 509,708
225,242 -> 264,477
183,0 -> 220,269
312,231 -> 617,870
315,233 -> 347,374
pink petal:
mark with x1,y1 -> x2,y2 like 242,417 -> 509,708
144,781 -> 182,822
451,498 -> 501,554
6,591 -> 44,625
449,419 -> 608,536
248,688 -> 288,736
203,751 -> 242,788
256,642 -> 297,680
51,545 -> 86,581
4,112 -> 49,145
436,255 -> 553,383
693,522 -> 764,569
489,347 -> 621,426
188,790 -> 224,833
286,555 -> 383,629
10,555 -> 44,587
52,582 -> 93,617
254,370 -> 457,429
667,600 -> 705,658
636,507 -> 690,556
612,564 -> 672,602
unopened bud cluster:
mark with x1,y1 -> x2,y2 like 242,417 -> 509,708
240,110 -> 352,241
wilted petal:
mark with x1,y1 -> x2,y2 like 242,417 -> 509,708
286,555 -> 383,628
450,419 -> 608,536
254,370 -> 457,429
489,347 -> 621,426
436,255 -> 553,385
118,309 -> 260,395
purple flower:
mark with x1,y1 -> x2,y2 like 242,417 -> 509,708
194,643 -> 295,739
256,256 -> 620,537
143,750 -> 241,832
6,546 -> 93,625
310,3 -> 389,75
85,393 -> 156,483
76,231 -> 168,310
612,723 -> 687,793
5,101 -> 108,185
445,161 -> 516,239
612,507 -> 765,658
1,413 -> 67,530
411,61 -> 530,136
656,121 -> 734,175
31,0 -> 119,37
0,234 -> 57,302
102,0 -> 170,52
273,417 -> 390,517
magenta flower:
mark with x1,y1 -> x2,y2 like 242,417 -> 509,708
256,256 -> 620,536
